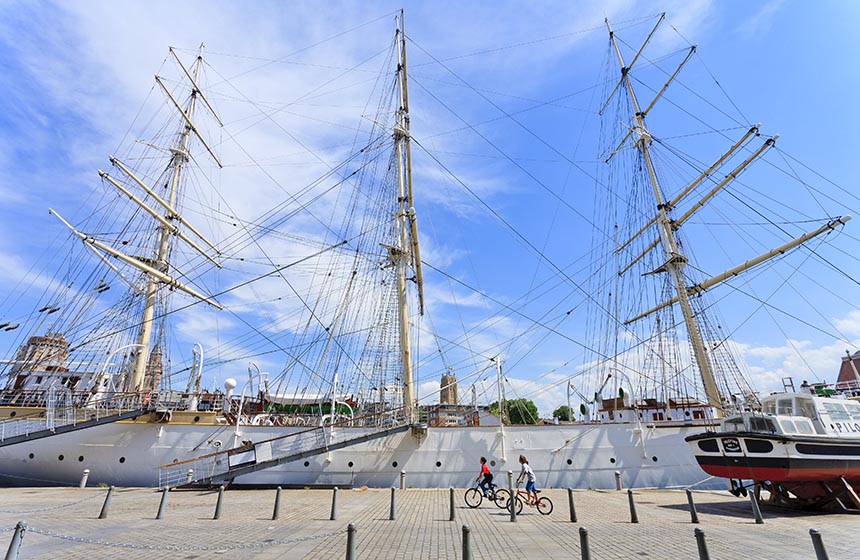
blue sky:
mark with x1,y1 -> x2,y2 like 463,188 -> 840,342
0,0 -> 859,415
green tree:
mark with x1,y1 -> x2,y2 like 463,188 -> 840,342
489,399 -> 539,425
552,405 -> 572,422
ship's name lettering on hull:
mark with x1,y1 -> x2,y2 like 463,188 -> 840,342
832,422 -> 860,433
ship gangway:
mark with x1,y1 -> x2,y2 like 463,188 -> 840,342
158,414 -> 415,488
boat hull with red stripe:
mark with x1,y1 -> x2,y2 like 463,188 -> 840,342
687,431 -> 860,483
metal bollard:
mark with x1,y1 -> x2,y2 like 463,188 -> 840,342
79,468 -> 90,489
156,487 -> 169,520
507,470 -> 516,523
809,528 -> 830,560
400,470 -> 406,490
330,487 -> 338,521
579,526 -> 591,560
449,487 -> 455,521
568,488 -> 577,523
4,521 -> 26,560
185,469 -> 194,485
98,486 -> 114,519
462,524 -> 472,560
389,487 -> 396,521
213,485 -> 225,520
748,488 -> 764,524
686,489 -> 699,524
272,486 -> 281,520
694,528 -> 710,560
627,489 -> 639,523
346,523 -> 356,560
614,470 -> 622,491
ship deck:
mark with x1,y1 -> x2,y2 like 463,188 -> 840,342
0,485 -> 854,559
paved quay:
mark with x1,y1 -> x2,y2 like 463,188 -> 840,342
0,485 -> 854,559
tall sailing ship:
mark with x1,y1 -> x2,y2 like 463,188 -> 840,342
0,13 -> 854,489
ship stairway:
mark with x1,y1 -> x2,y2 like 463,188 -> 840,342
158,421 -> 415,488
0,406 -> 148,448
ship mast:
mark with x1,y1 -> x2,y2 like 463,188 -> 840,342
605,16 -> 722,409
391,10 -> 425,423
604,16 -> 851,411
126,47 -> 222,393
128,57 -> 196,391
51,46 -> 224,395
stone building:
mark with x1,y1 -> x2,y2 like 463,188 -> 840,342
440,370 -> 457,405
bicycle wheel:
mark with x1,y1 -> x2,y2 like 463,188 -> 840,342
506,496 -> 524,515
493,488 -> 511,509
464,488 -> 483,508
536,496 -> 553,515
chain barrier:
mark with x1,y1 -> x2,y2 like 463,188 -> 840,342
0,489 -> 106,514
24,525 -> 346,551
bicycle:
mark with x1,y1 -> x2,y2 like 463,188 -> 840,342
464,481 -> 510,509
506,484 -> 553,515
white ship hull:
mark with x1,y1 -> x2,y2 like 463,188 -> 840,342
0,421 -> 718,489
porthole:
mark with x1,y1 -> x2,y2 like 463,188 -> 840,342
651,456 -> 658,463
9,411 -> 16,418
348,461 -> 354,468
58,455 -> 64,461
392,461 -> 398,468
490,460 -> 496,467
685,411 -> 691,416
78,456 -> 84,462
193,416 -> 200,423
567,459 -> 573,466
610,458 -> 616,464
435,461 -> 442,468
304,461 -> 310,467
28,453 -> 34,459
119,457 -> 126,464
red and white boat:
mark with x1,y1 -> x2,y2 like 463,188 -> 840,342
686,361 -> 860,512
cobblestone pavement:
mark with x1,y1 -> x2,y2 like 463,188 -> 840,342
0,486 -> 854,559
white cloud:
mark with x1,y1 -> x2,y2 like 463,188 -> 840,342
834,309 -> 860,339
736,0 -> 786,37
